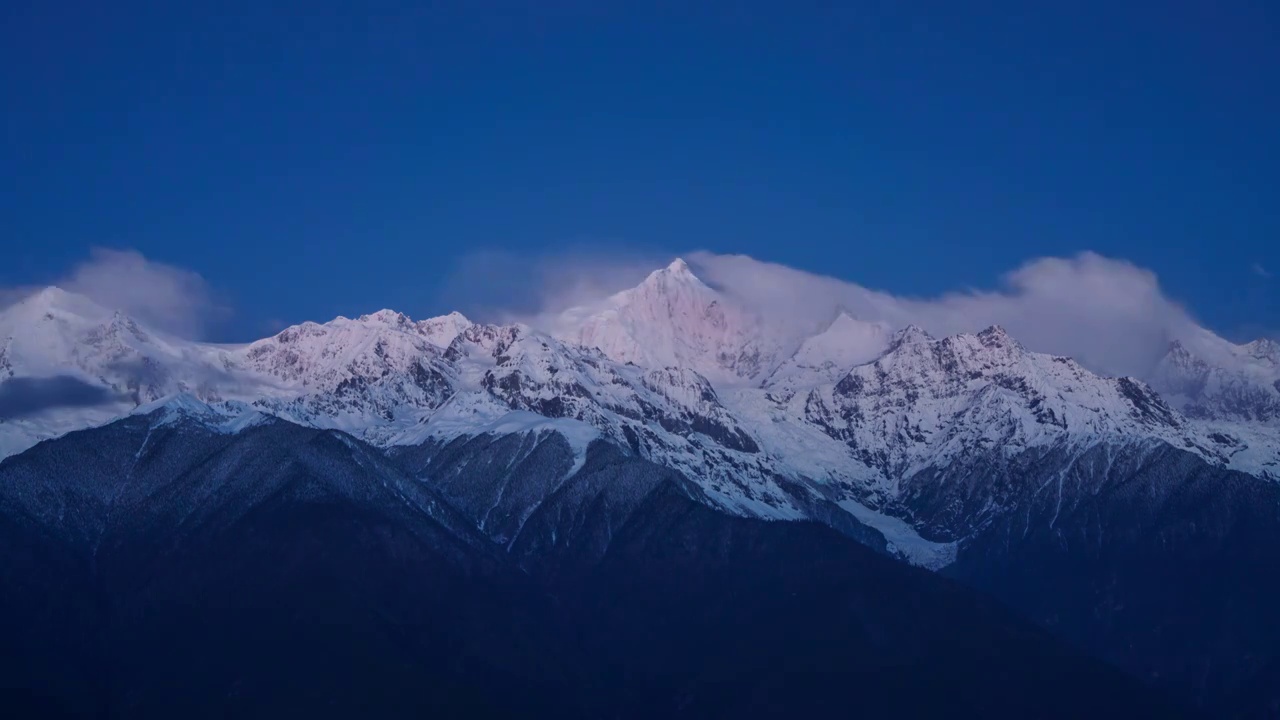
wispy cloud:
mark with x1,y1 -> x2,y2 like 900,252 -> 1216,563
688,252 -> 1201,378
1253,262 -> 1272,279
62,249 -> 228,337
0,248 -> 228,338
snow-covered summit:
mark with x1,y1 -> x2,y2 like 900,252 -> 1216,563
554,258 -> 783,385
889,324 -> 935,350
0,286 -> 232,399
659,256 -> 698,280
1150,333 -> 1280,423
0,288 -> 245,456
4,285 -> 114,323
0,287 -> 130,377
350,308 -> 473,349
764,312 -> 891,394
417,311 -> 472,349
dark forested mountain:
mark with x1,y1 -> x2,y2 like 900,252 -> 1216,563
942,444 -> 1280,714
0,409 -> 1192,719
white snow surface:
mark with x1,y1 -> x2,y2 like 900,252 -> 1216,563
3,263 -> 1279,567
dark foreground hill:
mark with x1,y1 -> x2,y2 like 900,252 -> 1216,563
0,411 -> 1192,718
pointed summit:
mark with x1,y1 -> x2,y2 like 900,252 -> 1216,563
809,312 -> 889,357
359,309 -> 412,326
4,285 -> 112,324
417,311 -> 472,349
763,312 -> 890,390
890,325 -> 934,349
554,257 -> 778,385
25,285 -> 72,306
640,257 -> 706,289
977,325 -> 1019,350
826,310 -> 861,332
666,257 -> 693,275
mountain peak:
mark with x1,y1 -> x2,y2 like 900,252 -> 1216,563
827,310 -> 858,329
1161,339 -> 1200,364
763,312 -> 890,389
6,286 -> 110,322
131,393 -> 271,434
28,285 -> 71,304
977,324 -> 1018,349
553,257 -> 780,385
359,309 -> 411,325
640,257 -> 706,290
416,311 -> 472,349
891,324 -> 934,348
814,312 -> 889,349
131,392 -> 218,420
1244,338 -> 1280,364
666,257 -> 693,275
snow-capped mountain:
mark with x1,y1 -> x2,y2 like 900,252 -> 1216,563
8,261 -> 1280,715
762,311 -> 892,397
0,286 -> 223,396
554,258 -> 785,385
2,260 -> 1278,568
800,324 -> 1191,475
1149,331 -> 1280,423
0,287 -> 234,457
236,310 -> 465,439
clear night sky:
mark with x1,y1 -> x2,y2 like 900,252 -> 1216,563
3,1 -> 1277,341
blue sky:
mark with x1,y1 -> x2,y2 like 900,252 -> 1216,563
2,1 -> 1277,341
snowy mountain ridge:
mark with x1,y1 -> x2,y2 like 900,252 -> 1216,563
1149,333 -> 1280,424
2,260 -> 1278,566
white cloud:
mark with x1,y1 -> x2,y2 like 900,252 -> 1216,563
1253,262 -> 1272,279
2,248 -> 227,338
443,248 -> 1207,378
689,252 -> 1201,377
